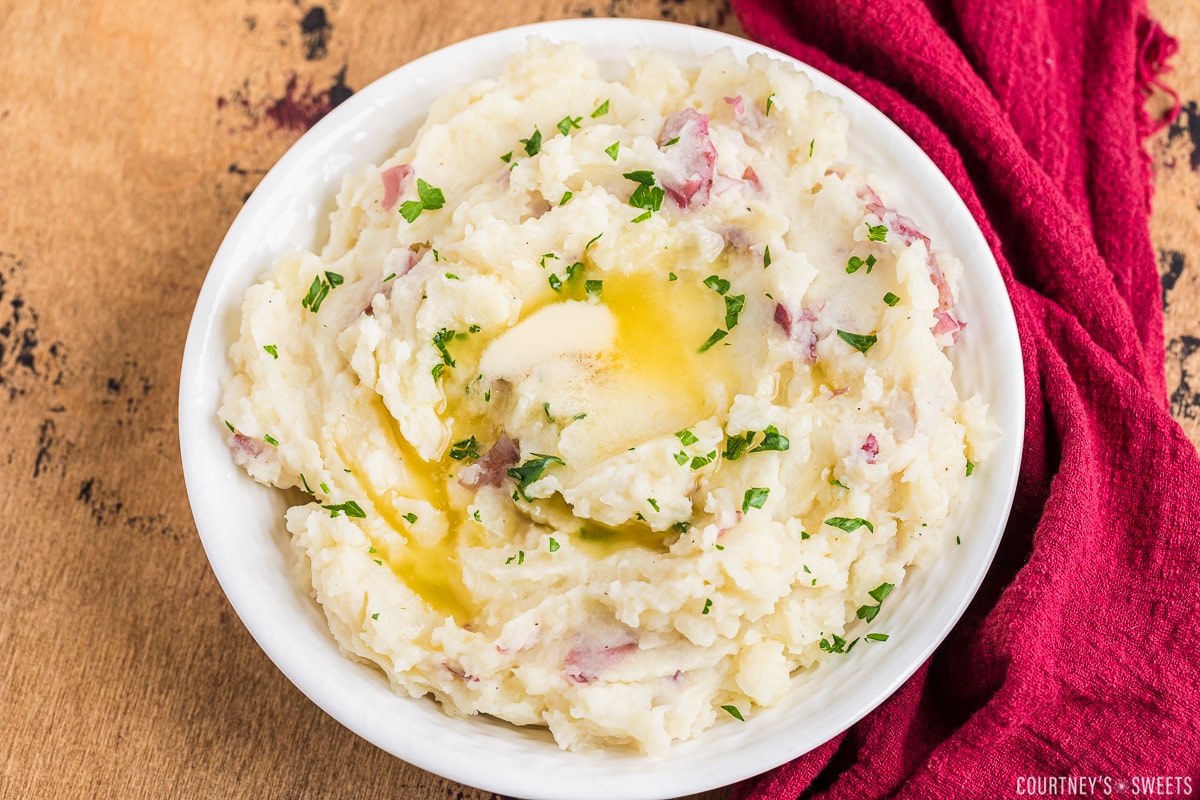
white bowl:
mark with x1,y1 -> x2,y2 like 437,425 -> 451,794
179,18 -> 1024,800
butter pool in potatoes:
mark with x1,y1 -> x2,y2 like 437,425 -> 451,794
220,40 -> 996,754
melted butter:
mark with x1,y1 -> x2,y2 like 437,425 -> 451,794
338,401 -> 478,625
573,520 -> 673,558
349,256 -> 750,616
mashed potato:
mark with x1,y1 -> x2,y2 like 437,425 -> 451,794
220,40 -> 995,754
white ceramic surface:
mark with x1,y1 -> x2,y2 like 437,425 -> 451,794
179,18 -> 1024,800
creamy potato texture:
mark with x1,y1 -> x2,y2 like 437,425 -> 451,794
221,41 -> 995,754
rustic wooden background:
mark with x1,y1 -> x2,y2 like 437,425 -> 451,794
1,1 -> 1195,798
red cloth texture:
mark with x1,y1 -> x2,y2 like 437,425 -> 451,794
728,0 -> 1200,796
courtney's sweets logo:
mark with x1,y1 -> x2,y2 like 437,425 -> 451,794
1015,776 -> 1194,796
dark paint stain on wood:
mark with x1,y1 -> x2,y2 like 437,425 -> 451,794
218,66 -> 353,134
0,252 -> 68,402
1168,335 -> 1200,424
1166,100 -> 1200,171
300,6 -> 331,61
1159,248 -> 1186,308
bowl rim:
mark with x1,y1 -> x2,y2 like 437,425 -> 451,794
179,17 -> 1024,800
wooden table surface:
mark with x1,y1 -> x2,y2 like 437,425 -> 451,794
2,1 -> 1196,798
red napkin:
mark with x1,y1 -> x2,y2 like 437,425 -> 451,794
728,0 -> 1200,796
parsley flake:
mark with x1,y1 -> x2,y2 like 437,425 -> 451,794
865,633 -> 890,642
883,292 -> 901,307
742,487 -> 770,513
585,279 -> 603,299
549,537 -> 560,552
556,115 -> 582,136
675,428 -> 699,446
825,516 -> 874,533
721,705 -> 746,721
866,222 -> 888,242
702,598 -> 713,615
507,453 -> 565,501
836,329 -> 877,353
763,246 -> 772,268
449,436 -> 481,461
263,434 -> 279,447
520,127 -> 542,157
371,612 -> 380,620
604,141 -> 620,161
698,328 -> 728,352
263,344 -> 278,359
966,460 -> 976,477
647,498 -> 660,512
322,500 -> 366,519
591,99 -> 610,118
765,93 -> 776,116
703,274 -> 731,294
560,190 -> 573,205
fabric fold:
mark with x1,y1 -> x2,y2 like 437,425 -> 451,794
729,0 -> 1200,796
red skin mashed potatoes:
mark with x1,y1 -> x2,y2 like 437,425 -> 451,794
220,39 -> 995,754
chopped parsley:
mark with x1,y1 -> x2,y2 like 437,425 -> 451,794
371,612 -> 380,620
836,329 -> 877,353
702,598 -> 713,615
548,537 -> 560,552
585,232 -> 603,252
263,344 -> 278,359
400,178 -> 445,223
825,516 -> 874,533
604,141 -> 620,161
763,246 -> 772,269
819,634 -> 856,654
623,170 -> 655,185
675,428 -> 700,446
846,254 -> 877,274
647,498 -> 660,512
500,151 -> 513,164
721,705 -> 746,721
829,477 -> 849,490
673,451 -> 689,466
449,436 -> 481,461
506,550 -> 526,565
856,582 -> 895,623
539,252 -> 558,269
402,512 -> 419,524
300,473 -> 313,494
556,115 -> 582,135
263,434 -> 279,447
301,271 -> 344,313
668,271 -> 678,281
431,327 -> 457,378
742,487 -> 770,513
560,190 -> 573,205
473,509 -> 483,522
866,222 -> 888,242
765,93 -> 775,116
724,293 -> 746,330
690,450 -> 718,470
507,453 -> 565,501
661,135 -> 680,147
865,633 -> 890,642
883,292 -> 901,307
224,420 -> 235,433
698,328 -> 728,352
703,274 -> 731,295
319,481 -> 330,493
383,272 -> 397,282
564,261 -> 585,281
520,127 -> 542,157
723,425 -> 790,461
544,402 -> 554,422
591,99 -> 610,118
809,139 -> 815,157
966,460 -> 976,477
322,500 -> 366,519
548,273 -> 563,291
585,279 -> 603,299
444,272 -> 459,280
